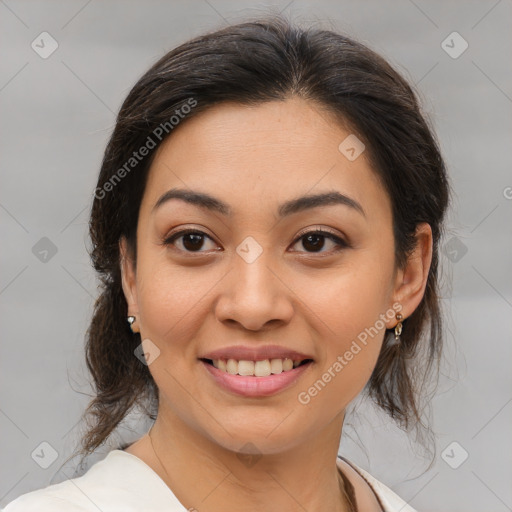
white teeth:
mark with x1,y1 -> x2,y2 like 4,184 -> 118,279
254,360 -> 271,377
211,357 -> 307,376
282,358 -> 293,371
226,359 -> 238,375
238,360 -> 255,376
270,358 -> 283,374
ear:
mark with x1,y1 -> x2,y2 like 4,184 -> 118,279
119,236 -> 139,316
388,223 -> 433,325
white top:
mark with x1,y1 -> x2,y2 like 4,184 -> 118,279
2,450 -> 418,512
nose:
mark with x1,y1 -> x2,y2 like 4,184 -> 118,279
214,249 -> 294,332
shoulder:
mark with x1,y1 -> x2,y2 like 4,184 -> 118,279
1,480 -> 93,512
2,449 -> 178,512
337,456 -> 419,512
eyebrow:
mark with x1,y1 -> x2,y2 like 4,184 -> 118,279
152,187 -> 366,219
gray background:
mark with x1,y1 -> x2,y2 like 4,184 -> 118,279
1,1 -> 511,511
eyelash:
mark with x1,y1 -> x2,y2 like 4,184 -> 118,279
162,227 -> 348,256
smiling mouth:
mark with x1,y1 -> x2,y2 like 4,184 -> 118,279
200,358 -> 313,377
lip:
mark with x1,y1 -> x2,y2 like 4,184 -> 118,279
199,344 -> 314,362
201,359 -> 313,397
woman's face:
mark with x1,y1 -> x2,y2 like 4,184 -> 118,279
120,97 -> 423,454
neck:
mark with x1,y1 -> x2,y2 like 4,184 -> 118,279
145,407 -> 354,512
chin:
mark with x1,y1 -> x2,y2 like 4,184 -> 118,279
201,419 -> 310,457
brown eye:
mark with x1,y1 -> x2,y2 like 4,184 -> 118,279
163,230 -> 217,253
291,229 -> 348,254
163,227 -> 348,256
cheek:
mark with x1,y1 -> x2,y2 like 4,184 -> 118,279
135,259 -> 212,352
295,256 -> 393,403
296,289 -> 387,418
302,255 -> 392,342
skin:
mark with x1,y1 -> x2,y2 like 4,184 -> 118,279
119,97 -> 432,512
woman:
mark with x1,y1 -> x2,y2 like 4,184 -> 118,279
3,14 -> 450,512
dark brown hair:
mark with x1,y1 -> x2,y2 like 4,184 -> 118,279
79,14 -> 450,462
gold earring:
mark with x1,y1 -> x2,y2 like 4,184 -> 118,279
394,313 -> 403,342
127,315 -> 139,333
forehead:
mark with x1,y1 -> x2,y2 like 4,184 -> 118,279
140,98 -> 391,222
